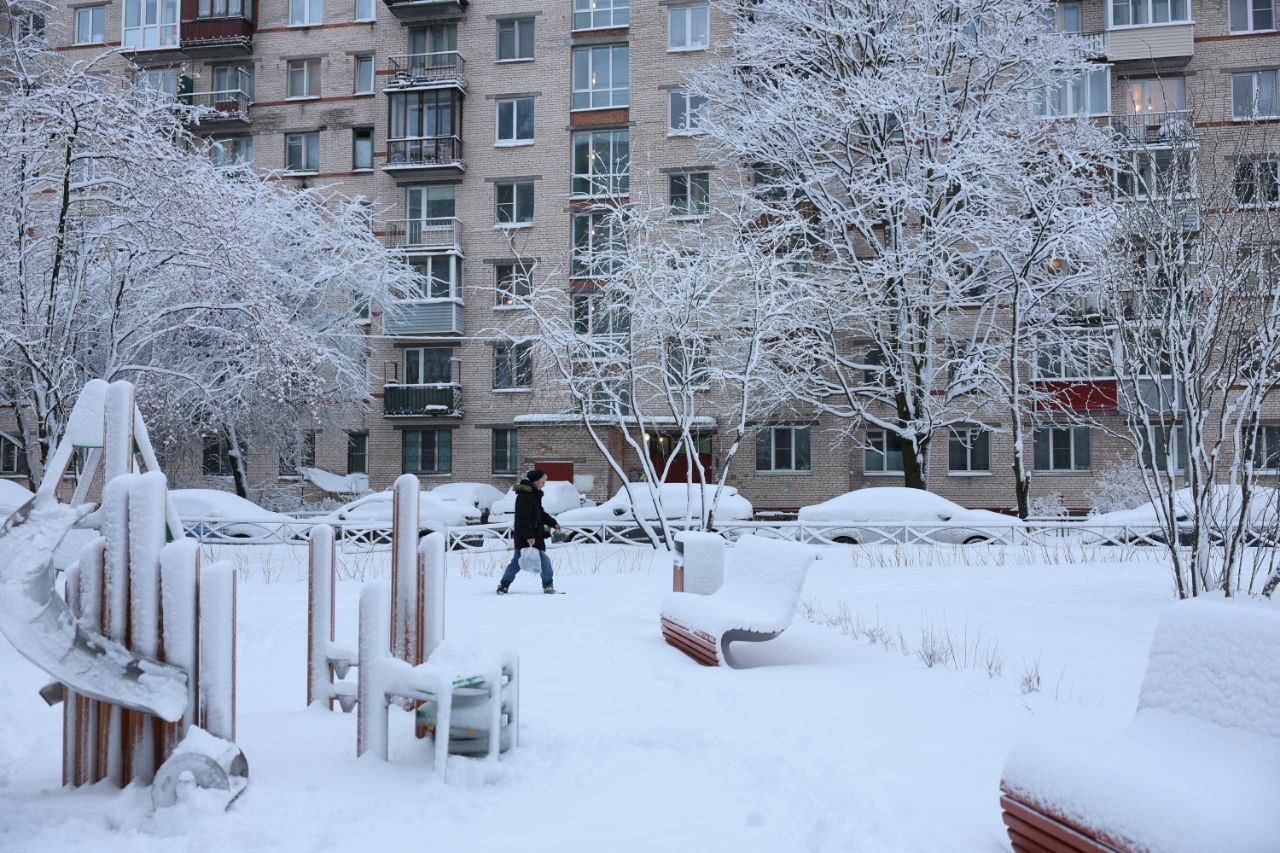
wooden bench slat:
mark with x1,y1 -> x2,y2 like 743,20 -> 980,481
1000,795 -> 1120,853
660,618 -> 719,666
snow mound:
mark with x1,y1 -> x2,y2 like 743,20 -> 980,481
490,481 -> 591,519
559,484 -> 753,525
1003,599 -> 1280,853
300,467 -> 368,496
427,483 -> 505,511
0,479 -> 33,520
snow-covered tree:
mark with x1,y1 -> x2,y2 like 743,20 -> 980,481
692,0 -> 1116,490
0,15 -> 415,493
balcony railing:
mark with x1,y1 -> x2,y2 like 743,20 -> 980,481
1111,109 -> 1194,145
384,135 -> 464,170
382,217 -> 460,251
1072,31 -> 1107,58
188,89 -> 252,122
382,0 -> 467,18
383,383 -> 460,416
384,52 -> 465,90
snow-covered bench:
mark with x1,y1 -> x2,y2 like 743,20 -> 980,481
999,598 -> 1280,853
660,534 -> 814,667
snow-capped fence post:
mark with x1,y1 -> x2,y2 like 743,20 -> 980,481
390,474 -> 421,666
160,540 -> 200,739
356,581 -> 392,760
127,472 -> 168,784
419,531 -> 446,662
308,524 -> 337,710
198,562 -> 237,742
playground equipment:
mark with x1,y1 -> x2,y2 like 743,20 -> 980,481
0,380 -> 246,808
999,599 -> 1280,853
308,474 -> 519,777
660,534 -> 815,667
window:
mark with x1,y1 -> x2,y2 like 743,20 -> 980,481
212,64 -> 253,97
285,131 -> 319,172
123,0 -> 178,48
494,342 -> 533,389
496,180 -> 535,226
571,211 -> 621,278
388,90 -> 459,163
347,432 -> 368,475
572,129 -> 629,197
279,431 -> 317,477
1230,0 -> 1275,32
403,429 -> 451,474
1035,339 -> 1110,379
202,436 -> 238,477
864,430 -> 904,474
289,0 -> 322,26
756,427 -> 811,472
353,56 -> 374,94
1037,66 -> 1110,117
211,135 -> 253,166
493,429 -> 518,475
573,0 -> 628,30
407,183 -> 455,223
668,89 -> 707,134
1116,148 -> 1194,199
571,45 -> 629,110
1233,70 -> 1279,119
17,11 -> 45,38
669,171 -> 709,217
408,23 -> 456,68
405,347 -> 452,384
74,6 -> 104,44
1138,424 -> 1188,472
1127,77 -> 1184,114
1234,160 -> 1280,206
496,97 -> 535,144
668,3 -> 709,50
948,428 -> 991,473
1045,1 -> 1082,32
586,381 -> 631,415
136,67 -> 178,98
863,346 -> 884,385
1110,0 -> 1189,26
571,292 -> 630,336
198,0 -> 249,16
353,127 -> 373,170
496,262 -> 533,305
1242,243 -> 1280,289
753,165 -> 788,201
497,17 -> 534,61
407,255 -> 461,300
287,59 -> 321,99
0,435 -> 27,475
355,0 -> 373,21
1033,426 -> 1090,471
664,337 -> 708,387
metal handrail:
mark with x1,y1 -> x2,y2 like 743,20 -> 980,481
384,136 -> 463,169
381,216 -> 460,250
386,51 -> 465,82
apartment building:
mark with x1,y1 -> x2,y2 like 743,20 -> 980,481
19,0 -> 1279,515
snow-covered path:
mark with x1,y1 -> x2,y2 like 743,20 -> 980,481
0,546 -> 1175,852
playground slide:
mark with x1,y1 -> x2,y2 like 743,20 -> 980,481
0,495 -> 189,721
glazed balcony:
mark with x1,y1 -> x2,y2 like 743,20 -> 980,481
383,136 -> 464,175
383,301 -> 465,336
383,52 -> 465,92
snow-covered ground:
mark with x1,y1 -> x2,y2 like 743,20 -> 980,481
0,542 -> 1206,852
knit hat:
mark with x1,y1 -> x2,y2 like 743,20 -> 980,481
525,468 -> 548,483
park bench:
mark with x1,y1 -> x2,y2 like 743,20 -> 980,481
660,534 -> 814,667
999,598 -> 1280,853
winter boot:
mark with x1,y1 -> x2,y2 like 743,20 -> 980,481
542,583 -> 556,594
496,581 -> 510,595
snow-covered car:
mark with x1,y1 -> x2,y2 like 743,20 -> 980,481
556,484 -> 753,539
319,489 -> 480,540
1087,486 -> 1280,545
171,489 -> 301,542
797,487 -> 1023,545
0,479 -> 34,523
489,481 -> 595,523
426,483 -> 505,516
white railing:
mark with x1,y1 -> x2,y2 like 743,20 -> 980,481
176,517 -> 1267,552
381,216 -> 460,250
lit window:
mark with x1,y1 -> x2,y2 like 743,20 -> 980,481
495,261 -> 533,306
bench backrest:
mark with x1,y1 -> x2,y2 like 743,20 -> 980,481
676,531 -> 725,595
719,535 -> 815,629
1138,598 -> 1280,741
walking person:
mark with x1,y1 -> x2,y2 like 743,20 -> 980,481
497,469 -> 562,594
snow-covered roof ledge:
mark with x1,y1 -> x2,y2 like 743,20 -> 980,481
513,414 -> 718,428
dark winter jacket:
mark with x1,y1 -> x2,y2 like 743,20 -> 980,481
513,481 -> 558,551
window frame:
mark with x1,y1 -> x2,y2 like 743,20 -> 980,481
571,129 -> 629,198
570,210 -> 621,279
284,131 -> 320,173
353,55 -> 374,95
864,429 -> 905,474
404,346 -> 454,385
0,435 -> 28,476
571,44 -> 629,111
354,0 -> 373,22
495,97 -> 535,145
495,260 -> 533,306
1107,0 -> 1191,29
346,431 -> 368,475
1037,65 -> 1111,117
492,428 -> 518,475
1232,69 -> 1279,120
493,341 -> 534,390
286,58 -> 322,99
667,3 -> 709,51
402,429 -> 452,475
495,180 -> 535,227
1229,0 -> 1275,33
279,430 -> 317,478
668,171 -> 710,218
352,126 -> 374,171
496,16 -> 535,62
1138,424 -> 1189,473
1033,425 -> 1091,472
1254,424 -> 1280,472
406,255 -> 462,301
288,0 -> 323,26
668,88 -> 708,135
123,0 -> 178,49
1233,159 -> 1280,207
756,426 -> 812,473
211,135 -> 253,167
74,5 -> 105,44
948,427 -> 992,474
572,0 -> 628,31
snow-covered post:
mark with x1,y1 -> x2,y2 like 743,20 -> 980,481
197,561 -> 236,742
61,559 -> 81,787
160,540 -> 200,737
101,473 -> 139,786
390,474 -> 420,665
307,524 -> 337,709
104,382 -> 136,482
126,471 -> 167,783
356,581 -> 392,760
72,539 -> 106,785
419,531 -> 446,662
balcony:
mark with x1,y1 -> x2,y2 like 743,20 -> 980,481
381,217 -> 460,252
188,88 -> 251,125
1110,110 -> 1194,146
383,136 -> 464,176
383,383 -> 461,417
381,0 -> 467,21
1072,32 -> 1108,60
180,15 -> 253,56
384,301 -> 465,335
1106,22 -> 1193,66
384,52 -> 465,92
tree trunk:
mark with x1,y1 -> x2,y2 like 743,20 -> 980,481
225,425 -> 250,499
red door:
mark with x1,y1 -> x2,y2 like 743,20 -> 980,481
534,460 -> 574,482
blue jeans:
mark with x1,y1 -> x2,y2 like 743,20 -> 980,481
500,548 -> 553,586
